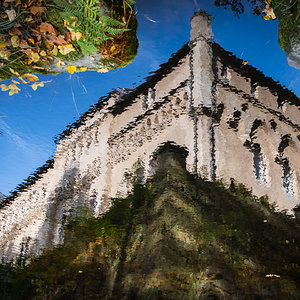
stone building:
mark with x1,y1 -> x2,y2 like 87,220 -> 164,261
0,11 -> 299,261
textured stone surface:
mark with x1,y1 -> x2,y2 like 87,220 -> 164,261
0,11 -> 299,261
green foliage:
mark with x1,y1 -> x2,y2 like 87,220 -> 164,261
53,0 -> 129,56
1,165 -> 300,299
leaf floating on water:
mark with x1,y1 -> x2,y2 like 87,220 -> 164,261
23,73 -> 39,81
31,80 -> 52,91
0,84 -> 9,91
243,61 -> 249,66
67,65 -> 77,74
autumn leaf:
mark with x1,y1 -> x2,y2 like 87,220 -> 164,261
31,52 -> 40,62
0,44 -> 8,48
40,50 -> 47,57
9,68 -> 20,76
18,77 -> 28,84
11,35 -> 20,47
7,84 -> 21,95
58,44 -> 75,55
11,79 -> 20,84
243,61 -> 249,66
19,40 -> 29,48
39,23 -> 57,35
97,68 -> 109,73
0,49 -> 10,59
67,65 -> 77,74
80,67 -> 87,71
263,15 -> 271,20
23,73 -> 39,81
5,9 -> 16,21
31,80 -> 52,91
30,6 -> 45,15
0,84 -> 9,91
9,27 -> 22,36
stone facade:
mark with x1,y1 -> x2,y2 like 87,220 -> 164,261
0,11 -> 300,261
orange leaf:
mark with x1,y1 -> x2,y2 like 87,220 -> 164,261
39,22 -> 57,35
243,61 -> 249,66
30,6 -> 45,15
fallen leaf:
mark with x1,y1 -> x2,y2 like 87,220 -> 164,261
58,44 -> 75,55
0,49 -> 10,59
12,79 -> 20,84
80,67 -> 87,71
23,73 -> 39,81
0,84 -> 9,91
32,66 -> 46,70
28,38 -> 35,44
52,47 -> 58,56
31,52 -> 40,62
19,40 -> 29,48
0,44 -> 8,48
5,9 -> 16,21
9,27 -> 22,35
31,80 -> 51,91
47,34 -> 67,45
7,83 -> 21,95
67,65 -> 77,74
56,61 -> 61,67
263,15 -> 271,20
11,35 -> 20,47
97,68 -> 109,73
39,23 -> 57,35
243,61 -> 249,66
18,76 -> 28,84
30,6 -> 45,15
9,68 -> 20,76
40,50 -> 47,57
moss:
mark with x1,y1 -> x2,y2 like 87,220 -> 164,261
1,151 -> 300,299
278,14 -> 295,50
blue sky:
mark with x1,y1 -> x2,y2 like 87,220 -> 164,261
0,0 -> 299,195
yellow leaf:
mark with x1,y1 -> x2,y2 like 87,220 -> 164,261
80,67 -> 87,71
243,61 -> 249,66
28,38 -> 35,45
67,65 -> 77,74
52,47 -> 58,56
110,45 -> 116,52
0,44 -> 8,48
0,84 -> 9,91
11,35 -> 20,47
56,61 -> 61,67
58,44 -> 75,55
23,73 -> 39,81
31,83 -> 38,91
12,79 -> 20,84
32,66 -> 46,70
40,50 -> 47,57
18,76 -> 28,84
9,68 -> 20,76
97,68 -> 109,73
264,15 -> 271,20
31,80 -> 52,91
31,52 -> 40,62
